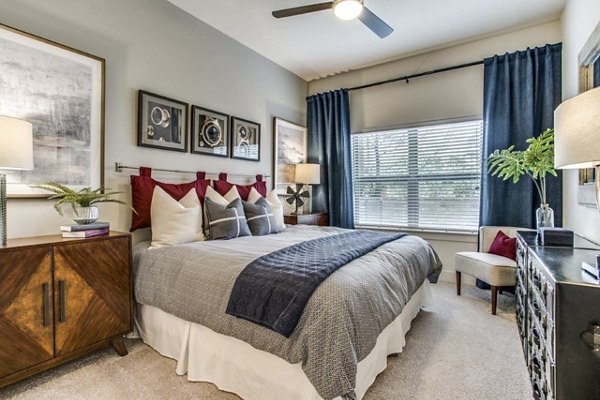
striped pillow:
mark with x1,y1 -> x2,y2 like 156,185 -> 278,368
243,198 -> 279,236
205,197 -> 251,240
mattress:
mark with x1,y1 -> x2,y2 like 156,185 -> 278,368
135,280 -> 432,400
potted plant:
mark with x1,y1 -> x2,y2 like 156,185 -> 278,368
31,181 -> 136,225
487,128 -> 557,228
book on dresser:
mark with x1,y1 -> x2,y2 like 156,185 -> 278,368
62,227 -> 110,238
60,221 -> 110,232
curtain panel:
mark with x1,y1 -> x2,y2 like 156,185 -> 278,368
307,89 -> 354,229
480,43 -> 563,229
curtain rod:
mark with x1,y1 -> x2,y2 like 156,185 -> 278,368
347,60 -> 484,92
114,162 -> 271,179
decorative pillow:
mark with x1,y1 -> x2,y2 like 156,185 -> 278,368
243,198 -> 279,236
149,187 -> 204,249
205,197 -> 251,240
488,230 -> 517,261
247,188 -> 286,231
213,173 -> 267,201
130,167 -> 210,231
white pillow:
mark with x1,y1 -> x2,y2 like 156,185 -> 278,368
247,187 -> 286,231
150,187 -> 205,249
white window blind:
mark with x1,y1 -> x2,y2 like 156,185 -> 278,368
351,120 -> 483,233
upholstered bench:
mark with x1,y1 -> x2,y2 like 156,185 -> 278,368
455,226 -> 532,315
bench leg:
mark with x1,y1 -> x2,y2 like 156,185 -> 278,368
491,285 -> 498,315
456,271 -> 461,296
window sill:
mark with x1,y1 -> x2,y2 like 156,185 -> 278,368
356,225 -> 478,244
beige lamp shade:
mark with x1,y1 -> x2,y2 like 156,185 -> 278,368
554,86 -> 600,169
0,115 -> 34,170
295,163 -> 321,184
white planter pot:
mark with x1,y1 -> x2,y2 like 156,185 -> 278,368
74,206 -> 99,225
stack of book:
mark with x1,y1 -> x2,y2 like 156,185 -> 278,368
60,221 -> 110,238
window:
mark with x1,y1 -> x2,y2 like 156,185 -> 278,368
351,119 -> 483,233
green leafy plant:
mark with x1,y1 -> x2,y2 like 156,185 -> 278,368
487,128 -> 557,205
31,181 -> 136,216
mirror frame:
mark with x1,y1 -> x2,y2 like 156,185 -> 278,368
577,20 -> 600,207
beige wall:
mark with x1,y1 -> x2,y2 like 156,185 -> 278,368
0,0 -> 307,242
309,21 -> 562,282
561,0 -> 600,243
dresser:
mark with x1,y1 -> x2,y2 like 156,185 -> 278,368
516,231 -> 600,400
0,232 -> 133,388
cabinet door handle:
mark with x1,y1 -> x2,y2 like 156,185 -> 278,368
580,324 -> 600,356
42,283 -> 50,327
59,280 -> 66,323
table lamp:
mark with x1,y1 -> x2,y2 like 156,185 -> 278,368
285,163 -> 320,214
0,115 -> 34,246
554,86 -> 600,279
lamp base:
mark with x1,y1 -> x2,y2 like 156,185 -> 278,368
0,173 -> 6,247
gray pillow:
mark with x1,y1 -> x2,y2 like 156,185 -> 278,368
205,197 -> 251,240
243,198 -> 279,236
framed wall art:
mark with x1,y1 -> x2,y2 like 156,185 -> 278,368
138,90 -> 188,152
190,105 -> 229,157
0,23 -> 104,198
273,117 -> 307,194
231,116 -> 260,161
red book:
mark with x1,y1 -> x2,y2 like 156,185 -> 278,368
62,227 -> 109,238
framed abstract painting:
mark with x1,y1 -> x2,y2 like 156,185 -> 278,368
273,117 -> 307,194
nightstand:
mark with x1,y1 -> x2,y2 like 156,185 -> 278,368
0,232 -> 133,388
284,212 -> 329,226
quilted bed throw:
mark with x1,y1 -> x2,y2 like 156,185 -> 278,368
226,230 -> 405,337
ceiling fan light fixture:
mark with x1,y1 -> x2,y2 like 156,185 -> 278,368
333,0 -> 363,20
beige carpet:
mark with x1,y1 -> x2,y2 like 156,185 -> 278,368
0,283 -> 532,400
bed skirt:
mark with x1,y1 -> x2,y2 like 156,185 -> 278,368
134,280 -> 432,400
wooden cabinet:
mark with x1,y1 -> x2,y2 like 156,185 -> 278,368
284,212 -> 329,226
0,232 -> 132,388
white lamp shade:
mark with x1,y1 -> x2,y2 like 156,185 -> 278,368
333,0 -> 364,20
295,163 -> 321,185
554,86 -> 600,169
0,115 -> 34,170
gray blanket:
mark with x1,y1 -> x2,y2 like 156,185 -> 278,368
134,226 -> 442,400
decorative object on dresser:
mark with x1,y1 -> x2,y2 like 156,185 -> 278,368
285,163 -> 320,214
30,181 -> 135,225
0,116 -> 33,246
138,90 -> 188,153
487,128 -> 557,229
273,117 -> 307,194
231,116 -> 260,161
516,231 -> 600,400
455,226 -> 534,315
0,23 -> 104,198
0,232 -> 133,389
190,106 -> 229,157
283,212 -> 328,226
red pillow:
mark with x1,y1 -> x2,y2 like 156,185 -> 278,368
488,230 -> 517,261
213,173 -> 267,201
129,167 -> 210,231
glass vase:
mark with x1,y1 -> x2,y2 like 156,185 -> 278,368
536,204 -> 554,229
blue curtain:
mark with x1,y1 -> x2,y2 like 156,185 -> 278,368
307,89 -> 354,229
594,57 -> 600,88
480,43 -> 563,229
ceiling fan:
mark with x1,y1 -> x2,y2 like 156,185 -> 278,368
272,0 -> 393,39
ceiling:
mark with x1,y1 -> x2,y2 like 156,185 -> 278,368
167,0 -> 565,81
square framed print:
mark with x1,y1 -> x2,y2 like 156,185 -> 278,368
273,117 -> 307,194
231,116 -> 260,161
0,23 -> 104,198
191,106 -> 229,157
138,90 -> 188,152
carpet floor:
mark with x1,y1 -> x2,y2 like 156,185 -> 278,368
0,282 -> 533,400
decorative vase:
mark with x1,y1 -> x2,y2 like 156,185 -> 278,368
536,204 -> 554,229
73,206 -> 99,225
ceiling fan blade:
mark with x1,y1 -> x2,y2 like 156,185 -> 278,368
272,2 -> 333,19
358,6 -> 394,38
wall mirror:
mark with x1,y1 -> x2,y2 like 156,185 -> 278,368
577,20 -> 600,207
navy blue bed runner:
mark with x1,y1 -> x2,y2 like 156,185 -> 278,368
226,230 -> 406,337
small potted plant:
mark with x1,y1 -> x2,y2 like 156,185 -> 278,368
31,181 -> 136,224
487,128 -> 557,228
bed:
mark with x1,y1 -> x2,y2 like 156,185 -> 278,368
133,225 -> 442,400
